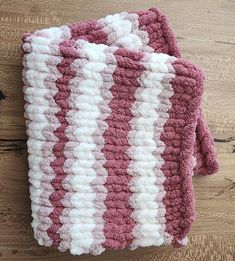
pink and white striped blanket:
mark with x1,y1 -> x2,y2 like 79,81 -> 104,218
21,7 -> 219,255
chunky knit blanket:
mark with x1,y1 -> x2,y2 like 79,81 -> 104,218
21,7 -> 219,255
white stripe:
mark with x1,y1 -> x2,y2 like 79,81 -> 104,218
99,12 -> 148,51
23,26 -> 71,54
23,33 -> 63,246
64,40 -> 116,255
128,53 -> 174,248
24,67 -> 52,244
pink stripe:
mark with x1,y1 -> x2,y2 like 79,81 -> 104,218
89,49 -> 117,254
47,39 -> 78,246
193,110 -> 219,176
55,46 -> 86,252
69,20 -> 108,44
161,58 -> 204,245
136,8 -> 181,56
102,49 -> 145,249
37,57 -> 61,245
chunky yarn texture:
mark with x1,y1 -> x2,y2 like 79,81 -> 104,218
21,7 -> 219,255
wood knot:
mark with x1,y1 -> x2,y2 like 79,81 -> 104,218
0,90 -> 6,101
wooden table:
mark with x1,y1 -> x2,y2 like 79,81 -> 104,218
0,0 -> 234,260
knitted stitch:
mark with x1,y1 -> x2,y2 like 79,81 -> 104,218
21,8 -> 219,255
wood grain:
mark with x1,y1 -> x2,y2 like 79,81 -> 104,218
0,0 -> 234,260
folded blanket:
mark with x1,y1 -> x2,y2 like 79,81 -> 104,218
21,7 -> 219,255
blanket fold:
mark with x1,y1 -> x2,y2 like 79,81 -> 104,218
21,7 -> 219,255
